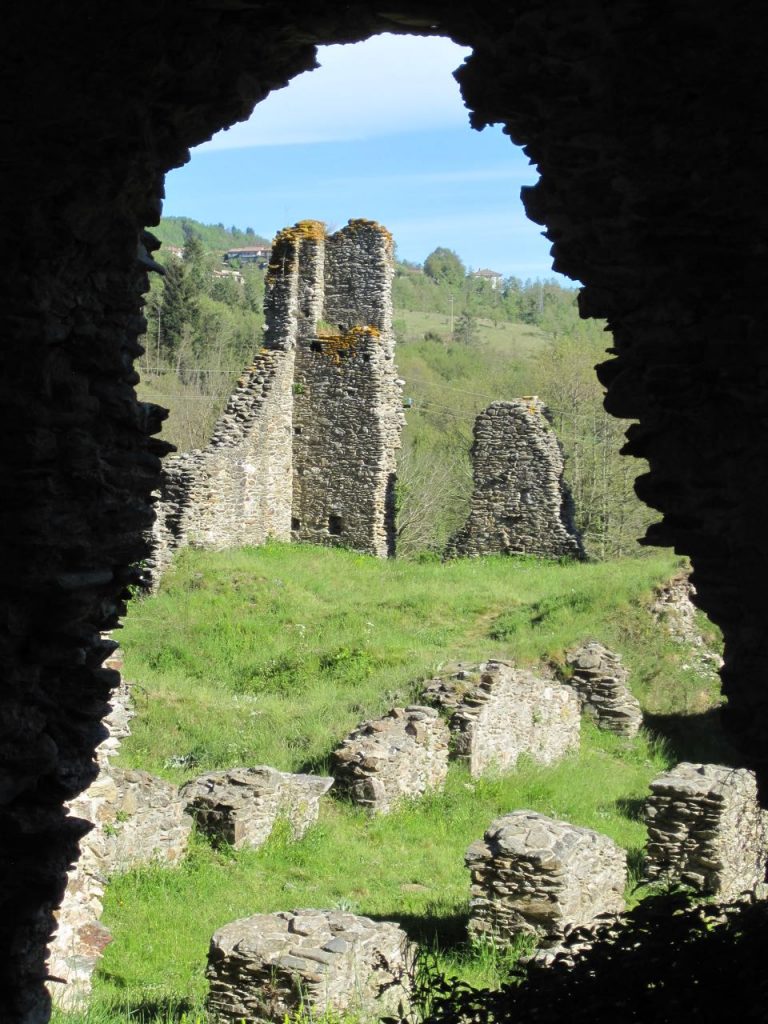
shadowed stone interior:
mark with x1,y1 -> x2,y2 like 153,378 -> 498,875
3,3 -> 768,1018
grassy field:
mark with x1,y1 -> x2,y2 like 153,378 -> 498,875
51,544 -> 731,1023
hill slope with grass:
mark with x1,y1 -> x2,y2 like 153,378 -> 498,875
53,544 -> 729,1024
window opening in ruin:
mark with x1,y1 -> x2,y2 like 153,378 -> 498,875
291,517 -> 301,531
328,514 -> 344,535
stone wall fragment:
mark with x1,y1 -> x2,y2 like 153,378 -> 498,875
563,641 -> 642,737
180,766 -> 333,850
331,706 -> 450,814
466,810 -> 627,947
206,909 -> 414,1023
644,762 -> 768,898
445,399 -> 584,560
422,661 -> 580,777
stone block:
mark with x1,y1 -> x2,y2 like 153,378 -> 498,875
331,706 -> 450,813
466,810 -> 627,947
180,766 -> 333,850
423,661 -> 580,777
206,909 -> 414,1023
563,641 -> 642,737
644,762 -> 768,898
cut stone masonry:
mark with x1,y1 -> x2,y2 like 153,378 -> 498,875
180,766 -> 333,850
644,762 -> 768,899
466,810 -> 627,948
562,642 -> 643,738
445,399 -> 584,560
151,219 -> 403,579
206,909 -> 414,1024
331,706 -> 450,814
422,661 -> 580,776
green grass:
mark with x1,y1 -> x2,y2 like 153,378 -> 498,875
55,544 -> 730,1023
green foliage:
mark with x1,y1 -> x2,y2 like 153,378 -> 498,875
52,544 -> 729,1024
152,216 -> 269,252
423,247 -> 466,289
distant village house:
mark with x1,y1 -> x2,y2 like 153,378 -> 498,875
224,245 -> 271,267
471,268 -> 504,290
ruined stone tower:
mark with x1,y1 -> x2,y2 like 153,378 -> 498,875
151,220 -> 403,576
445,399 -> 584,560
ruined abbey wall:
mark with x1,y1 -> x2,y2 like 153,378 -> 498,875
151,220 -> 402,577
445,400 -> 584,560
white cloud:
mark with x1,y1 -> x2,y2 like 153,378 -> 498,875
197,34 -> 472,151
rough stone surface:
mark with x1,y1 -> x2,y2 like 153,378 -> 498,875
151,219 -> 403,579
180,767 -> 333,850
445,400 -> 584,560
466,811 -> 627,948
644,762 -> 768,899
206,909 -> 414,1023
46,646 -> 191,1010
422,661 -> 580,777
562,642 -> 643,737
651,573 -> 724,682
4,7 -> 768,1018
331,707 -> 450,814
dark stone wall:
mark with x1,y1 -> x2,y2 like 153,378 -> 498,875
2,2 -> 768,1019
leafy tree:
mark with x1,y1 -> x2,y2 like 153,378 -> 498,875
424,247 -> 466,288
454,309 -> 479,345
159,257 -> 197,362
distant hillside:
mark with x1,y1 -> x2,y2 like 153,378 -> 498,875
151,216 -> 270,252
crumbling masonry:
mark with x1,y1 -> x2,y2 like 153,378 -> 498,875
445,400 -> 584,560
151,220 -> 403,577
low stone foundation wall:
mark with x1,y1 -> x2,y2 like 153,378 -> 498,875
47,645 -> 192,1009
331,706 -> 450,814
180,767 -> 333,850
422,661 -> 580,777
644,762 -> 768,898
562,642 -> 642,737
206,909 -> 414,1023
466,810 -> 627,947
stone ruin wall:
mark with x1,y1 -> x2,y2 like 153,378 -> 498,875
151,220 -> 402,579
291,222 -> 403,556
422,661 -> 581,777
47,646 -> 193,1010
206,910 -> 414,1024
331,706 -> 450,814
466,810 -> 627,949
445,399 -> 584,560
644,762 -> 768,899
563,642 -> 643,738
180,766 -> 333,850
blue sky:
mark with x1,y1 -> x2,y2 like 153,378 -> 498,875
163,35 -> 569,282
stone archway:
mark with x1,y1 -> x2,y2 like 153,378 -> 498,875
3,3 -> 768,1020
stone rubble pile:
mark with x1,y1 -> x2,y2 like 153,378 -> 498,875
563,642 -> 643,737
422,660 -> 580,776
331,706 -> 450,814
445,399 -> 584,560
466,810 -> 627,948
180,766 -> 333,850
644,762 -> 768,898
206,909 -> 414,1023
